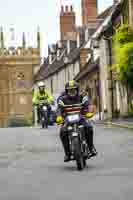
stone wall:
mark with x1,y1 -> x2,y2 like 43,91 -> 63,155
0,49 -> 40,127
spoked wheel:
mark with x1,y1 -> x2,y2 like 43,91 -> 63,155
83,158 -> 87,167
73,137 -> 84,171
42,119 -> 46,129
42,114 -> 48,129
76,157 -> 84,171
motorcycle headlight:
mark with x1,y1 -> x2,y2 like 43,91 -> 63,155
43,106 -> 47,111
67,126 -> 73,131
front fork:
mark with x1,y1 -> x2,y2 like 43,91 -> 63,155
70,124 -> 87,156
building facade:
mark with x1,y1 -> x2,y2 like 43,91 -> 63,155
93,0 -> 133,120
122,0 -> 133,26
35,42 -> 80,96
0,29 -> 41,127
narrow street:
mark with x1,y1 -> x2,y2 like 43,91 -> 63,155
0,125 -> 133,199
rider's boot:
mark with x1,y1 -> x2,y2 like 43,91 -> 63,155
90,146 -> 97,157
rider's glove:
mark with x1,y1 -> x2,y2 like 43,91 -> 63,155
85,112 -> 94,119
56,116 -> 64,125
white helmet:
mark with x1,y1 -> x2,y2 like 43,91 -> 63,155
38,81 -> 45,87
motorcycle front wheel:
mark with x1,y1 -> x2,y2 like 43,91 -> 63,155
42,113 -> 48,129
73,137 -> 84,171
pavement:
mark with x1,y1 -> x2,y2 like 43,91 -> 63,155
0,125 -> 133,199
105,118 -> 133,130
92,113 -> 133,130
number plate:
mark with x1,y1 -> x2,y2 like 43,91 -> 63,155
72,132 -> 78,137
67,114 -> 79,122
51,105 -> 56,111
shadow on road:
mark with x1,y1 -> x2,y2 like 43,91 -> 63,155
59,163 -> 97,172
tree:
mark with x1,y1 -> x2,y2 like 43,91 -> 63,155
113,25 -> 133,88
113,24 -> 133,113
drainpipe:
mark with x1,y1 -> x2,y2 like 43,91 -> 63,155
97,71 -> 101,120
108,38 -> 114,119
34,106 -> 38,127
102,35 -> 114,121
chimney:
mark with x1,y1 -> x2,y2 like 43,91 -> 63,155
49,54 -> 53,65
113,0 -> 118,4
56,41 -> 62,61
82,0 -> 98,26
70,5 -> 73,12
0,26 -> 4,49
85,28 -> 89,42
67,40 -> 71,54
48,45 -> 55,65
80,48 -> 90,69
57,50 -> 60,60
77,32 -> 80,48
61,5 -> 64,13
37,26 -> 41,50
60,5 -> 76,41
22,32 -> 26,48
65,5 -> 68,12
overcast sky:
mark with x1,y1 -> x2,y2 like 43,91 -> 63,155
0,0 -> 113,58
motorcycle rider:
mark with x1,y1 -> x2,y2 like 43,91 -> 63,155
57,91 -> 66,104
56,80 -> 97,162
32,81 -> 54,123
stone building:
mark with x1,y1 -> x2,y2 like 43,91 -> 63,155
0,28 -> 41,127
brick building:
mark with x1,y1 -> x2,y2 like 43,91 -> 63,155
0,28 -> 41,127
60,5 -> 77,41
82,0 -> 98,26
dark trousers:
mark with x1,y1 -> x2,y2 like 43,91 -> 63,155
60,118 -> 94,155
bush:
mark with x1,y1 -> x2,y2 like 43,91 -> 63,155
113,24 -> 133,44
113,24 -> 133,90
8,113 -> 33,127
128,103 -> 133,117
24,112 -> 33,126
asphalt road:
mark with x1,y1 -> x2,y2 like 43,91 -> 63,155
0,124 -> 133,200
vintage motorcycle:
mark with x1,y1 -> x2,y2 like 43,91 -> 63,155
39,100 -> 50,129
49,103 -> 57,125
63,104 -> 91,171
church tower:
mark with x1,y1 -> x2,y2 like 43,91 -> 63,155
0,28 -> 41,127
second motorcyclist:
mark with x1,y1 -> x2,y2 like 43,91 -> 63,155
32,81 -> 54,124
56,80 -> 97,162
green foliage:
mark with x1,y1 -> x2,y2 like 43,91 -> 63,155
113,24 -> 133,45
113,24 -> 133,89
128,102 -> 133,117
24,112 -> 33,126
8,113 -> 33,127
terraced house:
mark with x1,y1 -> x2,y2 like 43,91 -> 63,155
91,0 -> 133,120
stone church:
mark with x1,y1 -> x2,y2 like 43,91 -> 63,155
0,28 -> 41,127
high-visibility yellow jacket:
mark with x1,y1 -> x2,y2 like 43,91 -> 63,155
32,89 -> 53,105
